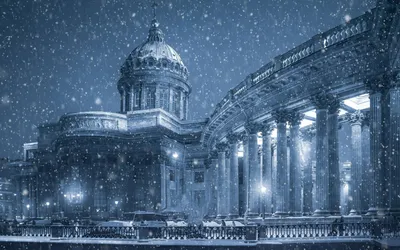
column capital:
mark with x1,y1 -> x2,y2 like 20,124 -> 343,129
204,158 -> 212,168
272,109 -> 289,124
226,132 -> 240,144
244,122 -> 263,134
362,111 -> 370,127
215,142 -> 229,152
310,92 -> 337,109
346,110 -> 365,125
300,125 -> 316,142
328,99 -> 341,114
261,122 -> 275,135
365,74 -> 390,94
209,150 -> 218,159
238,131 -> 248,143
287,112 -> 304,126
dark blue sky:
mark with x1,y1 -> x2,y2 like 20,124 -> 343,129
0,0 -> 375,159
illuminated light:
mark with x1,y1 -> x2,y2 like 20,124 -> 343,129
261,186 -> 267,193
343,94 -> 370,110
45,202 -> 50,206
115,200 -> 119,205
172,152 -> 179,159
26,204 -> 30,209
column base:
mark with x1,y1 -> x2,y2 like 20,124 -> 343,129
290,212 -> 302,217
228,213 -> 239,219
313,209 -> 331,217
273,211 -> 289,217
245,212 -> 260,218
216,215 -> 227,219
387,208 -> 400,216
349,209 -> 362,216
365,207 -> 378,217
330,210 -> 341,216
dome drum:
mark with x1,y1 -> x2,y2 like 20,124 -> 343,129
118,17 -> 190,121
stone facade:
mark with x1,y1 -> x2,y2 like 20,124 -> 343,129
3,1 -> 400,221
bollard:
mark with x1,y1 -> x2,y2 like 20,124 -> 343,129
51,224 -> 63,238
244,226 -> 258,243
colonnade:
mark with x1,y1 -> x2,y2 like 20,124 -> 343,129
206,73 -> 400,218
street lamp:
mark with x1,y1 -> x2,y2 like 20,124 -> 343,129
45,202 -> 50,219
172,152 -> 179,159
114,201 -> 119,219
26,204 -> 30,219
260,186 -> 267,220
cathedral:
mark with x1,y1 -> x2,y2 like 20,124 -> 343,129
1,0 -> 400,222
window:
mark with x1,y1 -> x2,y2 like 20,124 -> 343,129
145,88 -> 155,108
169,170 -> 175,181
194,172 -> 204,183
134,88 -> 141,108
159,89 -> 169,111
173,90 -> 180,117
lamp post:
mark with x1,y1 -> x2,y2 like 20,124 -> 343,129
114,200 -> 119,219
45,202 -> 50,219
26,204 -> 30,219
260,186 -> 267,220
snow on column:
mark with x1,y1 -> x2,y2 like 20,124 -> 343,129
226,133 -> 240,218
347,110 -> 364,215
273,110 -> 289,216
328,99 -> 341,215
216,142 -> 228,218
388,72 -> 400,214
288,111 -> 304,216
365,77 -> 385,216
300,126 -> 316,215
262,124 -> 274,216
224,149 -> 231,217
208,151 -> 218,218
241,132 -> 249,216
311,93 -> 331,216
244,122 -> 262,217
361,114 -> 371,213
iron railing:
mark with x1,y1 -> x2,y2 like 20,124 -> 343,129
0,220 -> 398,240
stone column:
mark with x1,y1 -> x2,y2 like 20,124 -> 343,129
301,126 -> 316,215
130,85 -> 134,111
271,141 -> 277,214
328,99 -> 341,215
262,124 -> 274,216
227,133 -> 240,218
311,93 -> 332,216
208,151 -> 218,218
241,132 -> 249,216
361,114 -> 371,213
273,110 -> 289,216
347,110 -> 364,215
244,122 -> 262,217
216,142 -> 228,218
388,72 -> 400,214
365,78 -> 386,216
288,112 -> 304,216
225,149 -> 231,217
121,89 -> 126,112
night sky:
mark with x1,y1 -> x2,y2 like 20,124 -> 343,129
0,0 -> 375,159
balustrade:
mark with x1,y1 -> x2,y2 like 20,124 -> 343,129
0,219 -> 397,240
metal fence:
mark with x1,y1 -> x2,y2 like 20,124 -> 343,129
0,220 -> 398,241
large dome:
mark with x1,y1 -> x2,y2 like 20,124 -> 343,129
121,19 -> 188,80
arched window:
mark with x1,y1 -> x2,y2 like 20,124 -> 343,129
173,90 -> 180,117
159,89 -> 169,111
145,87 -> 156,109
